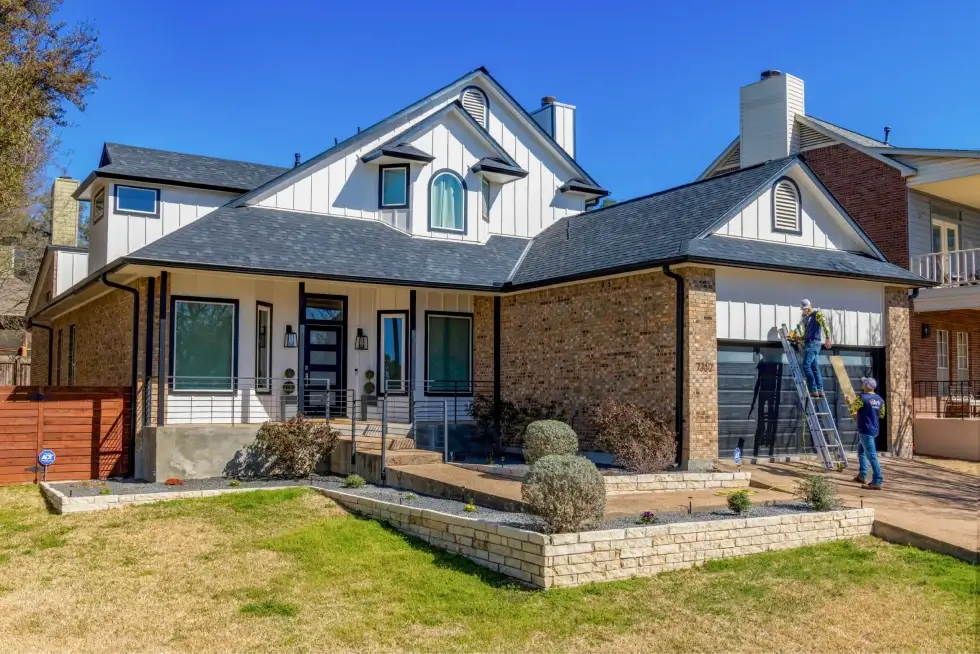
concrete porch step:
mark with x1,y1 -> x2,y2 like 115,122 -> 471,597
355,435 -> 417,451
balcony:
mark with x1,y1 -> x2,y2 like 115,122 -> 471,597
909,249 -> 980,312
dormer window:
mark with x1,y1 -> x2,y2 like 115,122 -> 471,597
379,164 -> 409,209
429,170 -> 465,233
771,177 -> 801,234
115,184 -> 160,218
460,86 -> 489,128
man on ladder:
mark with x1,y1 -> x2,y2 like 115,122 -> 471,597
789,299 -> 832,397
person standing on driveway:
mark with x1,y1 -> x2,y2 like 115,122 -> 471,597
790,299 -> 832,397
849,377 -> 885,490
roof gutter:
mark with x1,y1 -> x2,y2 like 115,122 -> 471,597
26,320 -> 53,386
101,272 -> 139,478
662,265 -> 685,466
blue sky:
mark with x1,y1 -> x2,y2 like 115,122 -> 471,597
55,0 -> 979,201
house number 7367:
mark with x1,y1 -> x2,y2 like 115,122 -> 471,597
696,362 -> 714,373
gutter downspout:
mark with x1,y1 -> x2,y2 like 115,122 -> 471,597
662,265 -> 684,466
101,273 -> 140,478
27,320 -> 53,386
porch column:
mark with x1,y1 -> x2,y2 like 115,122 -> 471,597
885,287 -> 913,456
157,271 -> 167,425
298,282 -> 306,415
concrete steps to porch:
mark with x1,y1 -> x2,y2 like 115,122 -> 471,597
331,418 -> 413,439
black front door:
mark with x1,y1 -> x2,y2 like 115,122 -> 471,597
304,325 -> 343,417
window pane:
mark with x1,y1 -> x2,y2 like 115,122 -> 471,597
431,173 -> 463,231
932,224 -> 942,253
256,307 -> 270,390
174,301 -> 235,390
481,177 -> 491,219
309,351 -> 337,365
308,328 -> 338,345
306,298 -> 343,322
427,315 -> 471,392
382,315 -> 405,391
117,186 -> 157,213
382,168 -> 407,206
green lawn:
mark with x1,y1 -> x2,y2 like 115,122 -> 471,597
0,485 -> 975,653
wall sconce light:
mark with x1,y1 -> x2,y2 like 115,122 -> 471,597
355,328 -> 369,350
921,323 -> 931,339
284,325 -> 298,348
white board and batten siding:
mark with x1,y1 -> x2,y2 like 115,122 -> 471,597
254,78 -> 584,242
163,271 -> 479,424
54,250 -> 89,295
88,181 -> 234,274
713,166 -> 868,251
716,268 -> 884,347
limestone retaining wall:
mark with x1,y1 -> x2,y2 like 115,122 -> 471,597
315,487 -> 874,589
41,481 -> 295,514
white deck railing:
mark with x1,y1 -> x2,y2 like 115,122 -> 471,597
911,248 -> 980,288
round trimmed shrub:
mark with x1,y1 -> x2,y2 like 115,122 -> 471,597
522,420 -> 578,464
521,455 -> 606,533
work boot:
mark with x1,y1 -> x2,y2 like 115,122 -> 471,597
810,390 -> 824,398
863,482 -> 882,491
852,475 -> 867,484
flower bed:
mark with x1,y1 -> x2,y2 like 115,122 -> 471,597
315,485 -> 874,589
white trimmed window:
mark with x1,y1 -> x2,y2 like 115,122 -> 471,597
772,178 -> 801,234
937,330 -> 950,389
956,332 -> 969,381
115,185 -> 160,217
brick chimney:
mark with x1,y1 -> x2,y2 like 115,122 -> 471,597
50,177 -> 80,247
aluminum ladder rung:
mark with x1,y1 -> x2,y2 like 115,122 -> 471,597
777,324 -> 849,471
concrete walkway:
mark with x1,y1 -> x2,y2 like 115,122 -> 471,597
729,457 -> 979,556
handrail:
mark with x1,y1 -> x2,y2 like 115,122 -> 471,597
911,248 -> 980,287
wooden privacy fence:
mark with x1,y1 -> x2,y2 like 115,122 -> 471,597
0,386 -> 131,485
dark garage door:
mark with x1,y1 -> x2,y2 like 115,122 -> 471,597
717,342 -> 885,458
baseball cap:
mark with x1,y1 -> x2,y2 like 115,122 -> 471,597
861,377 -> 877,390
800,299 -> 812,309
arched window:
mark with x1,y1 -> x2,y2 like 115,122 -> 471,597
771,177 -> 801,234
460,86 -> 489,128
429,170 -> 466,232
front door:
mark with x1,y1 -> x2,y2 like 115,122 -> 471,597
304,325 -> 344,418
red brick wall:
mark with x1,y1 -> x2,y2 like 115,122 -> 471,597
910,309 -> 980,384
801,144 -> 908,265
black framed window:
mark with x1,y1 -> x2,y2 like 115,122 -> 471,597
170,297 -> 239,391
255,302 -> 272,393
92,187 -> 105,224
67,325 -> 76,386
115,184 -> 160,218
379,164 -> 409,209
56,329 -> 63,385
481,176 -> 492,221
378,311 -> 408,393
425,312 -> 472,394
306,297 -> 344,322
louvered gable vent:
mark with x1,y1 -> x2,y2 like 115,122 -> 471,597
772,179 -> 801,233
798,122 -> 834,151
460,87 -> 488,128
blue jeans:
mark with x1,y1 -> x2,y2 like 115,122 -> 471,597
857,432 -> 883,485
802,340 -> 824,392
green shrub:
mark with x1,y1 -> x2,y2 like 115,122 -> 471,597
591,400 -> 677,473
401,493 -> 417,502
794,474 -> 839,511
98,487 -> 111,496
251,415 -> 340,478
523,420 -> 578,464
469,395 -> 574,449
228,480 -> 241,487
463,502 -> 477,513
521,455 -> 606,533
343,474 -> 366,488
727,489 -> 752,515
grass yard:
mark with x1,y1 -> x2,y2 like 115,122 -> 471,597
0,486 -> 976,653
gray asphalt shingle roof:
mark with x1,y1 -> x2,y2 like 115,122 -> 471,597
125,206 -> 529,290
122,156 -> 928,292
804,116 -> 892,148
95,143 -> 289,192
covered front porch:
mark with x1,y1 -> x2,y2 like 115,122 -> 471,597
131,266 -> 495,457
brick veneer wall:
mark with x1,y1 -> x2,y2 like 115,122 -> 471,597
885,287 -> 913,456
682,267 -> 717,467
910,309 -> 980,384
473,296 -> 494,386
801,144 -> 908,265
30,326 -> 50,385
498,272 -> 676,450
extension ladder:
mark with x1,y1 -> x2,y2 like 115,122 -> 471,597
777,324 -> 849,470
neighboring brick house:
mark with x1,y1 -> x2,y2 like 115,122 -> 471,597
27,67 -> 925,480
700,70 -> 980,451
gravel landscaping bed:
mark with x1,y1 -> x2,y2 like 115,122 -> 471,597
311,476 -> 816,532
51,476 -> 311,497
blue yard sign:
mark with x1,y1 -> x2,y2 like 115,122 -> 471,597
38,449 -> 55,467
733,447 -> 742,466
